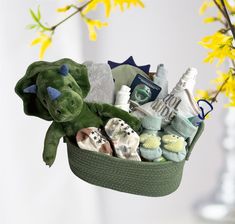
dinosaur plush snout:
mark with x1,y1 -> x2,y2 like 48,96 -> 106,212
47,90 -> 84,122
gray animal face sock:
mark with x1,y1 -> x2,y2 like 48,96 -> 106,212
76,118 -> 141,161
84,61 -> 115,104
76,127 -> 113,155
105,118 -> 141,161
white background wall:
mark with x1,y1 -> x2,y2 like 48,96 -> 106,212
0,0 -> 227,224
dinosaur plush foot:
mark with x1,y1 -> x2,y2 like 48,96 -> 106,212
43,144 -> 57,167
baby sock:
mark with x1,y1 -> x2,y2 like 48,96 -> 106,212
164,114 -> 198,142
161,134 -> 187,162
105,118 -> 141,161
153,64 -> 168,99
139,116 -> 162,161
76,127 -> 113,155
160,114 -> 198,162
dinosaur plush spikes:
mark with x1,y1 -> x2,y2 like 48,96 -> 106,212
47,87 -> 61,101
59,64 -> 69,76
23,84 -> 37,94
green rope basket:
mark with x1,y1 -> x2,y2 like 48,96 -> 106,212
65,122 -> 204,197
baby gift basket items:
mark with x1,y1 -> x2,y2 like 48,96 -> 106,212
15,57 -> 204,197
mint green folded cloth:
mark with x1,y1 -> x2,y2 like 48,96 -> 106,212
164,114 -> 198,140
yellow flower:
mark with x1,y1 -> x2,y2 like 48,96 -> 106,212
199,0 -> 214,15
203,11 -> 224,24
114,0 -> 144,11
199,32 -> 235,66
224,0 -> 235,13
213,71 -> 230,92
212,70 -> 235,106
217,11 -> 223,20
83,17 -> 108,41
56,5 -> 71,13
31,33 -> 52,59
82,0 -> 144,17
195,90 -> 212,101
203,17 -> 217,23
227,96 -> 235,107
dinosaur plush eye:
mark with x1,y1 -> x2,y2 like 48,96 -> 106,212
56,109 -> 62,115
43,99 -> 47,105
68,84 -> 73,89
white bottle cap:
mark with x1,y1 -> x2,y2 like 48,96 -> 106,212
120,85 -> 131,92
171,67 -> 198,93
183,67 -> 198,80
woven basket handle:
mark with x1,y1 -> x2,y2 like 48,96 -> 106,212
185,122 -> 205,160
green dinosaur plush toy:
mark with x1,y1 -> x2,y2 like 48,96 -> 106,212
15,58 -> 141,167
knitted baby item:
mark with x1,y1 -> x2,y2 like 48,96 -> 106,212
153,64 -> 168,99
161,134 -> 187,162
159,114 -> 199,162
139,116 -> 162,161
84,61 -> 115,104
76,127 -> 113,155
105,118 -> 141,161
115,85 -> 131,112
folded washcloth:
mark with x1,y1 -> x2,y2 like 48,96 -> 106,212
84,61 -> 115,104
108,56 -> 150,93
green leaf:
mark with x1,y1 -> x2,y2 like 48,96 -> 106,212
26,24 -> 38,30
29,8 -> 39,23
37,6 -> 41,20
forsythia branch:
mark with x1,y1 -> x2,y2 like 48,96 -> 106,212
28,0 -> 145,59
199,0 -> 235,107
